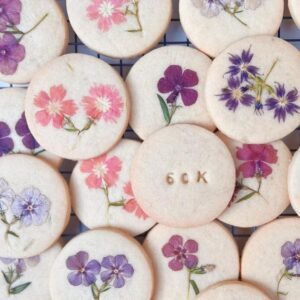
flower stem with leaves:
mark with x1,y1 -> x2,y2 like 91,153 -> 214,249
235,177 -> 265,204
157,94 -> 181,125
276,268 -> 300,297
0,213 -> 20,241
63,116 -> 95,135
125,0 -> 143,32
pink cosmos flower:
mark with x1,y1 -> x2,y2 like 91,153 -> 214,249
82,84 -> 124,123
34,85 -> 78,129
80,154 -> 122,189
87,0 -> 127,32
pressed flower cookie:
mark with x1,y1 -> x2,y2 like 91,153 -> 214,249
289,0 -> 300,28
242,217 -> 300,299
217,133 -> 291,228
0,88 -> 62,168
179,0 -> 283,57
0,155 -> 70,258
0,0 -> 68,84
126,46 -> 215,140
206,36 -> 300,144
67,0 -> 172,59
197,281 -> 271,300
70,139 -> 155,236
49,229 -> 154,300
131,124 -> 236,227
143,222 -> 239,300
0,242 -> 61,299
25,53 -> 129,160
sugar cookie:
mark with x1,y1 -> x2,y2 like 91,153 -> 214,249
289,0 -> 300,28
143,222 -> 239,300
206,36 -> 300,143
50,229 -> 154,300
0,155 -> 70,258
126,46 -> 215,140
25,53 -> 130,160
67,0 -> 172,58
288,148 -> 300,216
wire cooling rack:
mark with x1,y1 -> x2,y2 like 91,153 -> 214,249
1,0 -> 299,251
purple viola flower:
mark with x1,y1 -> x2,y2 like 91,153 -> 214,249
218,77 -> 255,111
0,0 -> 22,32
281,239 -> 300,274
11,187 -> 50,226
100,255 -> 134,288
66,251 -> 101,287
15,113 -> 40,150
265,83 -> 300,122
157,65 -> 199,106
0,33 -> 25,75
0,121 -> 13,156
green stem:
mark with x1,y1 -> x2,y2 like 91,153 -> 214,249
125,0 -> 143,32
186,270 -> 192,300
220,3 -> 247,27
33,149 -> 46,156
168,105 -> 179,125
264,59 -> 278,82
277,269 -> 288,296
1,215 -> 19,242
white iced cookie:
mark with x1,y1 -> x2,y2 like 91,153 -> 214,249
179,0 -> 283,57
67,0 -> 172,58
143,222 -> 239,300
242,217 -> 300,299
289,0 -> 300,28
0,155 -> 70,258
206,36 -> 300,144
0,0 -> 68,84
70,139 -> 155,236
0,242 -> 61,299
126,46 -> 215,140
50,229 -> 154,300
131,124 -> 236,227
197,281 -> 271,300
288,148 -> 300,216
0,88 -> 62,169
25,54 -> 130,160
218,133 -> 291,228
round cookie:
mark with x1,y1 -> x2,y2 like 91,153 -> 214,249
0,155 -> 70,258
143,222 -> 239,300
67,0 -> 172,59
288,148 -> 300,216
179,0 -> 283,58
289,0 -> 300,28
197,281 -> 271,300
131,124 -> 236,227
206,36 -> 300,144
0,88 -> 62,169
49,229 -> 154,300
242,217 -> 300,299
70,139 -> 155,236
218,133 -> 291,228
0,0 -> 68,84
25,53 -> 130,160
126,46 -> 215,140
0,242 -> 61,299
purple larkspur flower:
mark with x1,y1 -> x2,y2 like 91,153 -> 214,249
0,33 -> 25,75
157,65 -> 199,106
265,83 -> 300,122
0,178 -> 14,213
15,113 -> 40,150
100,255 -> 134,288
281,239 -> 300,274
11,187 -> 50,226
66,251 -> 101,287
0,0 -> 22,32
0,121 -> 13,156
218,77 -> 255,111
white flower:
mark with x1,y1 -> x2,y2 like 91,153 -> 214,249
243,0 -> 262,10
192,0 -> 223,17
0,178 -> 15,214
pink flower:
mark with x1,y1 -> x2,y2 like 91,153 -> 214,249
123,182 -> 148,220
87,0 -> 127,32
236,144 -> 278,179
82,84 -> 124,123
80,154 -> 122,189
34,85 -> 77,129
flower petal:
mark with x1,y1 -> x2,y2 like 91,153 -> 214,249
121,263 -> 134,278
184,255 -> 198,269
180,88 -> 198,106
238,161 -> 256,178
164,65 -> 183,86
157,77 -> 174,93
82,271 -> 97,286
85,259 -> 101,274
114,255 -> 127,268
0,122 -> 10,138
101,256 -> 114,269
113,275 -> 125,288
184,239 -> 198,253
100,270 -> 113,282
281,241 -> 296,258
168,258 -> 184,271
0,137 -> 13,155
67,271 -> 82,286
181,69 -> 199,88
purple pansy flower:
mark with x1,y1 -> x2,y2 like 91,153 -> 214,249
66,251 -> 101,287
100,255 -> 134,288
281,240 -> 300,274
0,121 -> 13,156
157,65 -> 199,106
11,187 -> 50,226
0,0 -> 22,32
265,83 -> 300,122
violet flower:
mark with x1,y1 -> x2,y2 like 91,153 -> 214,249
192,0 -> 223,17
0,255 -> 39,274
281,240 -> 300,274
0,122 -> 13,156
0,0 -> 22,32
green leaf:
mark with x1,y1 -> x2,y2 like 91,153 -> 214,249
1,271 -> 10,284
157,94 -> 170,124
236,191 -> 257,203
109,200 -> 125,207
9,282 -> 31,294
190,279 -> 200,295
191,267 -> 206,275
278,291 -> 288,296
127,29 -> 142,33
7,231 -> 19,238
91,283 -> 99,299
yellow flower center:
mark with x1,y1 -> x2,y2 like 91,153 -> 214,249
232,88 -> 243,101
47,101 -> 61,115
96,96 -> 111,113
278,97 -> 287,106
99,1 -> 115,17
93,162 -> 108,178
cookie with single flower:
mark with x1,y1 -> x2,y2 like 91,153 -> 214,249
143,222 -> 239,300
66,0 -> 172,58
242,217 -> 300,299
25,53 -> 130,160
289,0 -> 300,28
217,133 -> 291,228
179,0 -> 283,57
126,46 -> 215,140
0,0 -> 68,84
131,124 -> 236,227
206,36 -> 300,143
0,242 -> 62,299
49,229 -> 154,300
0,155 -> 70,258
